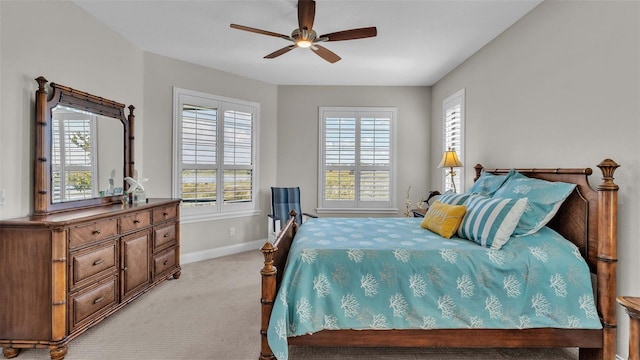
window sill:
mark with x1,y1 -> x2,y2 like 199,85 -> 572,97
316,208 -> 399,215
180,209 -> 261,224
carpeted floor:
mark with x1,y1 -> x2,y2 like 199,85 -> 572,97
14,250 -> 578,360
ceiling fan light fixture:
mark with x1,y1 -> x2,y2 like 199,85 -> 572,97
296,39 -> 313,48
292,28 -> 316,48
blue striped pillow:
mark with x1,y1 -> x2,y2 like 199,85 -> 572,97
457,195 -> 528,249
437,191 -> 471,206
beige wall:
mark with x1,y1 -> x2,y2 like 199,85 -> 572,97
276,86 -> 431,217
0,0 -> 144,219
431,1 -> 640,357
142,52 -> 278,257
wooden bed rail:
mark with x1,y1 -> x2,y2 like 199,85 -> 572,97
260,159 -> 619,360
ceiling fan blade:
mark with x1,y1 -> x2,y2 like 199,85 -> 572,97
311,45 -> 341,63
298,0 -> 315,32
230,24 -> 291,40
264,45 -> 297,59
319,27 -> 377,41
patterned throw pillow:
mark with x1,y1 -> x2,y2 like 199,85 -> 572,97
457,194 -> 528,249
437,191 -> 471,206
420,201 -> 467,239
467,169 -> 516,196
493,172 -> 576,236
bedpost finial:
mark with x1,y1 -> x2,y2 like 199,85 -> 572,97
474,164 -> 484,181
260,242 -> 277,275
289,209 -> 298,219
597,159 -> 620,190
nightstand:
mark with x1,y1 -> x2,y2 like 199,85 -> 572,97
411,208 -> 427,218
618,296 -> 640,360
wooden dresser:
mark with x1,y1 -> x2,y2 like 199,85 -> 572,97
0,198 -> 181,359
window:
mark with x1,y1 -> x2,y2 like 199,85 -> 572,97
443,89 -> 465,193
318,107 -> 396,213
51,107 -> 98,201
173,88 -> 259,222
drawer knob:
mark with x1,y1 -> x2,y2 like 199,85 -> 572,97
163,212 -> 169,217
133,219 -> 140,224
93,297 -> 104,304
164,233 -> 170,238
163,260 -> 169,266
92,230 -> 101,235
93,258 -> 104,266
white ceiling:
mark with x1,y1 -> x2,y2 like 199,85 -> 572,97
73,0 -> 541,86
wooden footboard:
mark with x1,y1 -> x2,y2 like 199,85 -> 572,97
259,159 -> 620,360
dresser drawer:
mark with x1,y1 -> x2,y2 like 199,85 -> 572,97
120,210 -> 151,233
70,242 -> 118,290
69,277 -> 117,331
69,218 -> 118,249
153,247 -> 178,278
153,204 -> 178,224
153,224 -> 176,251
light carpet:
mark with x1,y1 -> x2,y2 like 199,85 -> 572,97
15,250 -> 577,360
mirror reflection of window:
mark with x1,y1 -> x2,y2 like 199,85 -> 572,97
51,106 -> 98,202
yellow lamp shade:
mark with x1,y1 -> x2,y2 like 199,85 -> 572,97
438,149 -> 463,168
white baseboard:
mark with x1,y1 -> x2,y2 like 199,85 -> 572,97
180,238 -> 266,264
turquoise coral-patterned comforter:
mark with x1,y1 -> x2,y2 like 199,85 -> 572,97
267,217 -> 601,360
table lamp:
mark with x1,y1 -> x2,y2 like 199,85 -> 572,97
438,148 -> 463,193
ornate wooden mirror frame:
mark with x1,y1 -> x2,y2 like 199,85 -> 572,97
34,76 -> 135,215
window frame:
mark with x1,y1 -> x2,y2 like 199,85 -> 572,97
317,106 -> 397,214
172,87 -> 260,223
442,89 -> 465,193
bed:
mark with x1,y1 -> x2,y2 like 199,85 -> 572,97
259,159 -> 620,360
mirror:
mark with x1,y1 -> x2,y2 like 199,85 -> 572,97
51,105 -> 125,203
34,76 -> 135,215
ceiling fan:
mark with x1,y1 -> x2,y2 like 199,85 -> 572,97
230,0 -> 377,63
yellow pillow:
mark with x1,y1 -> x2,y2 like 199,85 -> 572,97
420,201 -> 467,239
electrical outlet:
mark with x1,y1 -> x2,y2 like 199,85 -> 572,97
229,227 -> 236,236
0,189 -> 4,208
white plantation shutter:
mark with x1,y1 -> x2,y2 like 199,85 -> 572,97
173,88 -> 259,220
223,109 -> 253,203
443,89 -> 465,193
359,116 -> 390,201
181,105 -> 217,204
319,107 -> 396,213
324,116 -> 356,200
